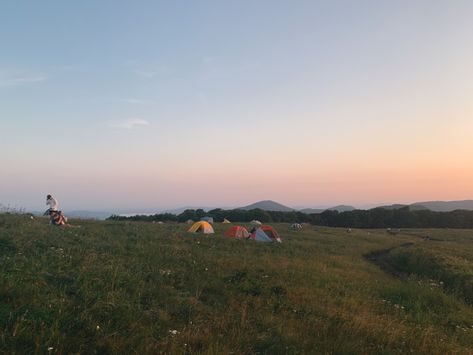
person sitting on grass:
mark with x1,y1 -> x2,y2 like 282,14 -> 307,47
44,194 -> 69,227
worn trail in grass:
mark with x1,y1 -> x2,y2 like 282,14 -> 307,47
1,214 -> 473,354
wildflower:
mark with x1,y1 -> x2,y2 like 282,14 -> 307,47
205,268 -> 208,271
47,347 -> 54,351
96,325 -> 100,330
169,329 -> 179,335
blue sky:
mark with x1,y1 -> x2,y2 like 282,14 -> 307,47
1,1 -> 473,211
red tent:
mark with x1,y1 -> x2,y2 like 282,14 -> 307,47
225,226 -> 250,239
261,225 -> 282,242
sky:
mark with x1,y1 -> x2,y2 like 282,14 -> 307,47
1,0 -> 473,212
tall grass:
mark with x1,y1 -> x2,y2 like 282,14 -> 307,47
1,214 -> 473,354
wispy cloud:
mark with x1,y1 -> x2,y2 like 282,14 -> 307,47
0,70 -> 46,87
109,118 -> 150,129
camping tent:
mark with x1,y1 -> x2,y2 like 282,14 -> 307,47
186,219 -> 194,224
291,223 -> 302,230
201,216 -> 214,224
261,225 -> 282,242
256,225 -> 282,242
223,218 -> 231,224
225,226 -> 250,239
250,220 -> 262,226
251,228 -> 274,242
188,221 -> 214,234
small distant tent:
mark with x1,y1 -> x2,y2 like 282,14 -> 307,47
186,219 -> 194,224
201,216 -> 214,224
188,221 -> 214,234
250,220 -> 262,226
256,225 -> 282,243
291,223 -> 303,230
223,218 -> 231,224
225,226 -> 250,239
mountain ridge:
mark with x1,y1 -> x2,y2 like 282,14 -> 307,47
23,199 -> 473,220
239,200 -> 295,212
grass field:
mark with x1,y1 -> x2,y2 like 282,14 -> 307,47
1,214 -> 473,354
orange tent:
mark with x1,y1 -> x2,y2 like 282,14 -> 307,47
188,221 -> 214,234
225,226 -> 250,239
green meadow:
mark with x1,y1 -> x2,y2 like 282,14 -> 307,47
1,214 -> 473,354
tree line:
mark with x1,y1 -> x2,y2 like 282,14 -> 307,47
107,207 -> 473,228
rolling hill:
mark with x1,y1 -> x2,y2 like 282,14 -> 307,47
411,200 -> 473,212
239,200 -> 295,212
377,200 -> 473,212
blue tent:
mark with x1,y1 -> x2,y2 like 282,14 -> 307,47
252,228 -> 273,242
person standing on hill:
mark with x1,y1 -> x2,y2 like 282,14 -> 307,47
46,194 -> 59,213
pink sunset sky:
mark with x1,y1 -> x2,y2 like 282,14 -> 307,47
1,1 -> 473,211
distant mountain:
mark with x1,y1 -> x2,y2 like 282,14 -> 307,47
408,204 -> 429,211
239,201 -> 357,214
411,200 -> 473,212
376,200 -> 473,212
239,200 -> 295,212
300,205 -> 356,214
376,204 -> 409,210
327,205 -> 356,212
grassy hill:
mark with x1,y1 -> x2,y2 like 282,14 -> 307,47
1,214 -> 473,354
